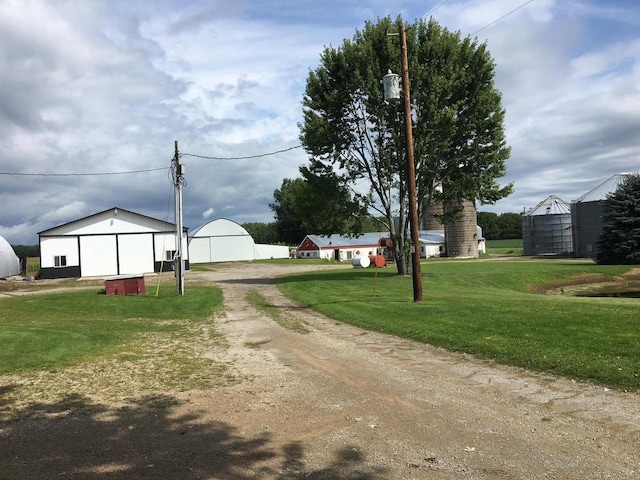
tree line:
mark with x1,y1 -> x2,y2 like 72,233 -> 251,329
476,212 -> 522,240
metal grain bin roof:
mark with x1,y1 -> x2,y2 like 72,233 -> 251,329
524,195 -> 571,216
574,173 -> 630,203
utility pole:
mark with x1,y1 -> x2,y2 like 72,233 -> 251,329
399,24 -> 423,303
173,140 -> 185,296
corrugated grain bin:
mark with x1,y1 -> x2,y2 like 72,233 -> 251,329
522,195 -> 573,255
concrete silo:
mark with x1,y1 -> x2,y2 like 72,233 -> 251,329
421,197 -> 444,231
522,195 -> 573,256
444,199 -> 479,258
571,173 -> 630,258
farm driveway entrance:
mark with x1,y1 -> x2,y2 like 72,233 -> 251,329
1,262 -> 638,479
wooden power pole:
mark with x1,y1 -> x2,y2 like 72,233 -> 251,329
173,140 -> 185,296
399,24 -> 423,303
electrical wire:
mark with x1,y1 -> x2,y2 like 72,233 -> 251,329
424,0 -> 451,19
0,167 -> 168,177
471,0 -> 537,36
180,144 -> 302,160
0,144 -> 303,177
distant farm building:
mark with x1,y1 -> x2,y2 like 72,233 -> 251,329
297,229 -> 483,261
522,195 -> 573,255
188,218 -> 289,263
297,233 -> 384,261
0,235 -> 20,278
38,207 -> 188,279
571,173 -> 630,258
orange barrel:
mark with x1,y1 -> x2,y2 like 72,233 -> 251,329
368,255 -> 386,268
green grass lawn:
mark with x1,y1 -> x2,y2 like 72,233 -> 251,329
0,285 -> 223,374
277,260 -> 640,391
486,239 -> 523,255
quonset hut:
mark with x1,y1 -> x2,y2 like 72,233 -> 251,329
0,235 -> 20,278
188,218 -> 289,263
522,195 -> 573,256
571,173 -> 630,258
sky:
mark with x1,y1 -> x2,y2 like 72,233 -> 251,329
1,0 -> 639,245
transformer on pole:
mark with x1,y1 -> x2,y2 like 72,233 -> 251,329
173,140 -> 185,296
384,25 -> 423,303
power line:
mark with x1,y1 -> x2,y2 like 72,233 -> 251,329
180,144 -> 302,160
472,0 -> 537,36
0,167 -> 168,177
424,0 -> 451,19
0,144 -> 304,177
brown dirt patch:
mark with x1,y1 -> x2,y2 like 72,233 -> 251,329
532,267 -> 640,296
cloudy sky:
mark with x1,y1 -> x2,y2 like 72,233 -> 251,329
1,0 -> 639,245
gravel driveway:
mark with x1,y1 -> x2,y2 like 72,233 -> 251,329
1,262 -> 638,479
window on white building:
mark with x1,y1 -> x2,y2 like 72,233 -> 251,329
54,255 -> 67,267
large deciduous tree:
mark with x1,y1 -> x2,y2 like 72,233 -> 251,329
300,16 -> 512,274
270,178 -> 308,245
596,173 -> 640,265
270,167 -> 366,245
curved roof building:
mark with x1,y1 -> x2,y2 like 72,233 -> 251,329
189,218 -> 288,263
0,235 -> 20,278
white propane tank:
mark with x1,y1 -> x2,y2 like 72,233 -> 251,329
352,256 -> 371,268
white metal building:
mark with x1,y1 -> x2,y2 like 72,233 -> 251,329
38,207 -> 188,279
0,235 -> 20,278
188,218 -> 289,263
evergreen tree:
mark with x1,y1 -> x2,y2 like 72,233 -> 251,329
596,174 -> 640,265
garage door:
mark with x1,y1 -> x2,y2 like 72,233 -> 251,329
80,235 -> 118,277
118,233 -> 154,275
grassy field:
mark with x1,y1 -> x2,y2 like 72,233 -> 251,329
486,239 -> 523,255
0,285 -> 223,375
277,259 -> 640,391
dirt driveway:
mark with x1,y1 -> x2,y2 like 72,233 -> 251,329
1,262 -> 639,479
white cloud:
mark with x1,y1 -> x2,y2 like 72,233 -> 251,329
1,0 -> 639,243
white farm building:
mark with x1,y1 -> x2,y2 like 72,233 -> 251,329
38,207 -> 188,279
297,233 -> 384,261
0,235 -> 20,278
188,218 -> 289,263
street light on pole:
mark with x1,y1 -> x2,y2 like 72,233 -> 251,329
383,24 -> 423,303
